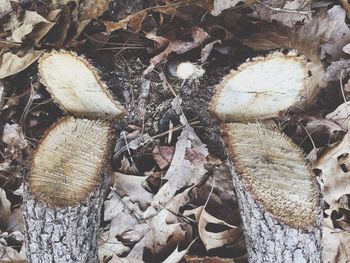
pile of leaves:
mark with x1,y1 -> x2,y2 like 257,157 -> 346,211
2,0 -> 350,262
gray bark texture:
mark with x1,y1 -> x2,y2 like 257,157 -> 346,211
230,163 -> 322,263
22,173 -> 104,263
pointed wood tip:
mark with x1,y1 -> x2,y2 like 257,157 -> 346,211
210,51 -> 309,122
39,50 -> 126,121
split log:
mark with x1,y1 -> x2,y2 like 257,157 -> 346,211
224,123 -> 322,263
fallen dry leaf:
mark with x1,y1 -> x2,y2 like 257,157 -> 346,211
27,9 -> 62,47
79,0 -> 111,20
144,124 -> 208,217
103,187 -> 192,261
102,5 -> 178,33
111,172 -> 154,210
322,59 -> 350,87
9,10 -> 49,43
0,51 -> 44,79
323,217 -> 350,263
162,239 -> 197,263
321,5 -> 350,60
0,189 -> 11,231
2,124 -> 28,150
200,40 -> 221,63
326,102 -> 350,131
184,205 -> 242,251
144,27 -> 210,75
211,0 -> 241,16
250,0 -> 312,28
292,116 -> 344,147
314,132 -> 350,212
153,146 -> 175,169
0,241 -> 26,262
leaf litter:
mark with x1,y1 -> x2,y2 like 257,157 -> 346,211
2,0 -> 350,262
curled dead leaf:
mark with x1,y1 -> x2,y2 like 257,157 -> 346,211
314,132 -> 350,212
144,27 -> 210,75
323,217 -> 350,263
250,0 -> 312,28
9,10 -> 49,43
326,102 -> 350,131
0,51 -> 44,79
102,5 -> 178,33
184,206 -> 242,251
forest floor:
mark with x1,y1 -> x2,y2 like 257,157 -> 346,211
1,0 -> 350,262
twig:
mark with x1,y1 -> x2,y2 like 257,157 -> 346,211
297,121 -> 316,150
122,131 -> 140,174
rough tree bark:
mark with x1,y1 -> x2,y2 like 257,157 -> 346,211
224,123 -> 322,263
23,177 -> 104,263
22,117 -> 113,263
231,164 -> 322,263
22,51 -> 125,262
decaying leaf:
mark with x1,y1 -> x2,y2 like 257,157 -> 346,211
0,51 -> 44,79
291,116 -> 344,148
323,217 -> 350,263
153,145 -> 175,169
322,59 -> 350,87
326,102 -> 350,131
210,52 -> 309,122
321,5 -> 350,60
0,189 -> 11,230
184,206 -> 242,251
79,0 -> 111,20
144,124 -> 208,216
38,51 -> 125,120
2,124 -> 28,150
9,10 -> 49,43
103,186 -> 192,261
103,5 -> 178,33
0,240 -> 25,262
144,28 -> 210,75
111,172 -> 154,210
314,132 -> 350,212
211,0 -> 241,16
27,9 -> 62,47
162,239 -> 197,263
250,0 -> 312,28
103,190 -> 139,245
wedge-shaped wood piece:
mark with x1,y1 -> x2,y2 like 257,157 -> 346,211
39,51 -> 125,120
29,116 -> 112,206
225,122 -> 318,228
211,52 -> 308,122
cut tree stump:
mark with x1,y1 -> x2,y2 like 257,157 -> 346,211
209,51 -> 322,262
23,51 -> 125,262
224,123 -> 322,263
23,117 -> 112,262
